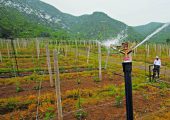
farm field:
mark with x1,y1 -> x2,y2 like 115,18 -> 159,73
0,39 -> 170,120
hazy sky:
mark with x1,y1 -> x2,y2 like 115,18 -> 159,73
41,0 -> 170,26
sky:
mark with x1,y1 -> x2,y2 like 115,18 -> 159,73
41,0 -> 170,26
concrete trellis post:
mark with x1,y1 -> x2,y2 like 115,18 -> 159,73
159,45 -> 162,57
17,38 -> 20,49
145,44 -> 147,54
133,49 -> 135,57
6,42 -> 10,58
154,44 -> 156,53
75,40 -> 78,59
36,38 -> 40,59
14,40 -> 18,55
53,50 -> 63,120
65,45 -> 68,57
104,47 -> 110,69
58,43 -> 61,54
24,40 -> 27,48
87,46 -> 90,64
0,39 -> 3,48
46,45 -> 54,87
84,40 -> 86,46
96,41 -> 98,46
147,44 -> 150,57
166,45 -> 169,56
0,51 -> 2,62
98,42 -> 102,81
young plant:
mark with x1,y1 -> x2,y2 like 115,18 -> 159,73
66,90 -> 79,100
44,107 -> 55,120
93,76 -> 100,83
87,65 -> 93,71
59,66 -> 65,73
75,109 -> 87,120
142,94 -> 149,100
28,72 -> 39,81
33,85 -> 42,90
159,82 -> 168,89
115,89 -> 124,107
77,78 -> 81,84
15,82 -> 23,92
107,85 -> 116,96
115,95 -> 123,107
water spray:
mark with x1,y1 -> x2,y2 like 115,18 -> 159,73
102,29 -> 128,47
132,22 -> 170,50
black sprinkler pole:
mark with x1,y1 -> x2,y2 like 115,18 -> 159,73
122,62 -> 133,120
121,42 -> 133,120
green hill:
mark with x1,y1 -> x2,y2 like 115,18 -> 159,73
1,0 -> 169,43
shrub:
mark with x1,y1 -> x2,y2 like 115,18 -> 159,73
28,104 -> 36,112
27,72 -> 40,81
33,85 -> 42,90
15,82 -> 23,92
6,102 -> 17,110
93,76 -> 100,83
159,82 -> 168,89
132,84 -> 142,90
65,90 -> 79,99
115,95 -> 123,107
142,94 -> 149,100
81,89 -> 93,98
59,66 -> 65,72
87,65 -> 93,70
77,79 -> 81,84
75,109 -> 87,120
16,86 -> 23,92
107,71 -> 113,80
44,107 -> 55,120
104,85 -> 116,91
104,85 -> 116,96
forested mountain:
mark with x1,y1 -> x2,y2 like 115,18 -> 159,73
0,0 -> 169,43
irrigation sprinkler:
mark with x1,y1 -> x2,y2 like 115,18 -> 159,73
111,42 -> 133,120
121,43 -> 133,120
110,22 -> 170,120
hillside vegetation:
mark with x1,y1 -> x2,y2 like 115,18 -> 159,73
0,0 -> 169,43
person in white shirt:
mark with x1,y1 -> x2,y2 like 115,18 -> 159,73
153,56 -> 161,79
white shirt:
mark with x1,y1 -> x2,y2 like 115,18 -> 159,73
154,59 -> 161,66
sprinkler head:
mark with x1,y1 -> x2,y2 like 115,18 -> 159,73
121,42 -> 132,62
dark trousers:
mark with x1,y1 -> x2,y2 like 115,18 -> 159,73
153,65 -> 160,79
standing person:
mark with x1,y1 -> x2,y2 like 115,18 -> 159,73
153,56 -> 161,79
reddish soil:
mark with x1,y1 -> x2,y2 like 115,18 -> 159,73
0,72 -> 169,120
63,88 -> 170,120
0,73 -> 123,99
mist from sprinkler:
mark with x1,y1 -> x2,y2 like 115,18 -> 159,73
102,29 -> 128,48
